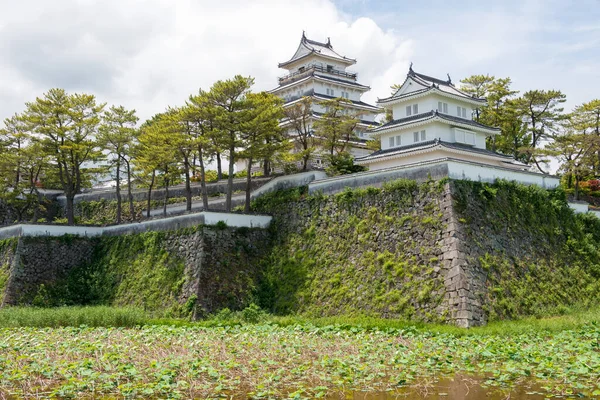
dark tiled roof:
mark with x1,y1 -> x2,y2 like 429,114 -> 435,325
274,72 -> 369,92
378,67 -> 486,103
312,111 -> 379,126
373,110 -> 499,132
438,113 -> 500,131
313,93 -> 380,111
279,33 -> 356,67
313,73 -> 369,88
411,70 -> 452,86
356,139 -> 514,161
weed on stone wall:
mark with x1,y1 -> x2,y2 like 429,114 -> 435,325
452,179 -> 600,321
253,179 -> 447,322
0,238 -> 18,300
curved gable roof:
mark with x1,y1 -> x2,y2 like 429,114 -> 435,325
379,66 -> 486,104
279,33 -> 356,68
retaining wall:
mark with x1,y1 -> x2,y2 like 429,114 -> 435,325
56,177 -> 272,206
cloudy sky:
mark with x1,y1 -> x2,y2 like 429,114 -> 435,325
0,0 -> 598,124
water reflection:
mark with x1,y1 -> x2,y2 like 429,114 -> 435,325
333,376 -> 552,399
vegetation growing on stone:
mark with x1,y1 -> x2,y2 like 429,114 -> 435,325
0,238 -> 17,301
452,179 -> 600,321
253,179 -> 448,322
8,225 -> 268,319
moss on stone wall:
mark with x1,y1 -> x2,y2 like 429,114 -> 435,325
45,231 -> 187,314
0,238 -> 18,302
253,179 -> 449,322
6,225 -> 269,318
451,180 -> 600,321
253,178 -> 600,324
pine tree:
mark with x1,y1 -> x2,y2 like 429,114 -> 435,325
22,89 -> 105,225
98,105 -> 139,223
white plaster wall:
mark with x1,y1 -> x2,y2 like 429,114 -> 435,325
475,134 -> 487,149
446,160 -> 560,188
568,202 -> 589,213
0,211 -> 272,240
203,212 -> 272,228
250,171 -> 327,200
349,147 -> 372,158
380,122 -> 450,150
390,93 -> 475,121
364,149 -> 527,173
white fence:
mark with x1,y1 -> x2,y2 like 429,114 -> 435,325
0,211 -> 271,240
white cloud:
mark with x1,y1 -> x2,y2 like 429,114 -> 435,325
0,0 -> 413,123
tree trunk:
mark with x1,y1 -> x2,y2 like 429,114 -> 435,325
32,189 -> 42,223
198,146 -> 209,211
302,154 -> 309,171
126,159 -> 134,220
225,143 -> 235,212
184,157 -> 192,212
575,174 -> 580,201
216,151 -> 223,180
163,175 -> 169,218
146,170 -> 155,218
115,159 -> 122,224
263,158 -> 270,176
245,157 -> 253,213
66,192 -> 75,225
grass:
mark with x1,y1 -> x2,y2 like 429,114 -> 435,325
0,306 -> 152,328
2,305 -> 600,334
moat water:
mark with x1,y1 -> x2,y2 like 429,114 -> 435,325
327,375 -> 564,399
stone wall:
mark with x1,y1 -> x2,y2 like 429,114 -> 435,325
2,177 -> 598,327
253,179 -> 600,327
57,177 -> 272,206
0,225 -> 270,316
253,180 -> 454,323
0,201 -> 16,227
1,237 -> 95,306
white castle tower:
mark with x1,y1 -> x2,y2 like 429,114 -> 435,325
271,32 -> 381,166
356,65 -> 530,172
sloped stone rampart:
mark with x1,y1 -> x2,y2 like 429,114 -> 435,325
253,179 -> 600,327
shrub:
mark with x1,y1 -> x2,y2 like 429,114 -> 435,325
325,152 -> 366,176
241,303 -> 264,323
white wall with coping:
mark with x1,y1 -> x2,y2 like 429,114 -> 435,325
202,212 -> 271,229
250,171 -> 327,199
568,201 -> 590,214
0,212 -> 271,240
308,158 -> 560,195
589,210 -> 600,219
445,160 -> 560,189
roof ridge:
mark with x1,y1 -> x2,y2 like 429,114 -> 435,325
410,70 -> 452,87
304,37 -> 332,49
357,139 -> 514,160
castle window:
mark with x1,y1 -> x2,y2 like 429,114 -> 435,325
457,106 -> 466,118
414,130 -> 426,143
389,137 -> 395,148
396,135 -> 402,146
406,103 -> 418,116
327,65 -> 333,72
438,102 -> 448,113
